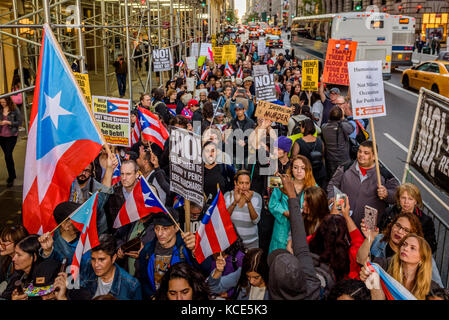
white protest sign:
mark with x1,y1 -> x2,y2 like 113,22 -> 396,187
253,64 -> 268,76
186,77 -> 195,92
258,40 -> 266,56
348,60 -> 386,119
200,43 -> 213,59
186,56 -> 197,70
191,43 -> 200,58
152,48 -> 173,72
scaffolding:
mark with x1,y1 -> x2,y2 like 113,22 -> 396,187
0,0 -> 218,133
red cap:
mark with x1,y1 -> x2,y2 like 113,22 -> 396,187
188,99 -> 199,107
267,59 -> 274,64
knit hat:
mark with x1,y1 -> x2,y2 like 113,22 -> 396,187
53,201 -> 81,225
276,136 -> 293,153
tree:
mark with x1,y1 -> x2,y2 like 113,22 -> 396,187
244,12 -> 260,23
226,10 -> 238,25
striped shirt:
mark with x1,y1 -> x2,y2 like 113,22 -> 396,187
224,190 -> 262,249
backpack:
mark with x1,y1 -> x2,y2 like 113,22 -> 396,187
310,253 -> 335,300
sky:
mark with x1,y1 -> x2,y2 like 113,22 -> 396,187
234,0 -> 246,19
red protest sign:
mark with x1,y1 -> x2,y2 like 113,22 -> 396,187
322,39 -> 357,86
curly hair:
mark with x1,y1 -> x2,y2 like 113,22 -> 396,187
381,212 -> 424,244
308,214 -> 350,282
155,262 -> 211,300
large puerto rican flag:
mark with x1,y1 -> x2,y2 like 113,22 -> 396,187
194,190 -> 237,264
136,106 -> 169,149
69,191 -> 100,279
23,24 -> 104,234
113,176 -> 169,229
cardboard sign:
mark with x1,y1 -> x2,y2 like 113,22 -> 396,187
191,43 -> 200,58
212,47 -> 224,64
186,56 -> 197,70
254,74 -> 277,102
322,39 -> 357,86
152,48 -> 173,72
73,72 -> 92,106
253,64 -> 268,76
223,45 -> 237,64
348,60 -> 386,119
169,127 -> 204,207
301,60 -> 319,91
92,96 -> 131,147
255,100 -> 292,125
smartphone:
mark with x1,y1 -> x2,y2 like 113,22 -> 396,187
364,205 -> 378,231
268,176 -> 283,188
335,192 -> 347,211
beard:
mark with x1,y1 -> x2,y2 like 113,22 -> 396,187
77,175 -> 90,185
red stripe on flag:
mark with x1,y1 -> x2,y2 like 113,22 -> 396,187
204,216 -> 221,254
217,192 -> 237,244
194,234 -> 206,264
109,100 -> 129,105
109,111 -> 127,116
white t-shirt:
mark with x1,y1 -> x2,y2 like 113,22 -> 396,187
94,278 -> 113,298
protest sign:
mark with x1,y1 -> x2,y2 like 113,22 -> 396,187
258,40 -> 266,56
348,60 -> 386,119
73,72 -> 92,107
191,43 -> 200,58
212,47 -> 224,64
200,43 -> 212,58
322,39 -> 357,86
152,48 -> 173,72
186,77 -> 195,92
254,100 -> 292,125
253,64 -> 268,76
169,127 -> 204,207
223,44 -> 237,64
255,74 -> 277,102
92,95 -> 131,147
405,88 -> 449,201
301,60 -> 319,91
197,56 -> 206,67
186,56 -> 197,70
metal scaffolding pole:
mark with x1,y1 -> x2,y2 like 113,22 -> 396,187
169,0 -> 174,79
145,0 -> 152,93
76,0 -> 86,73
157,0 -> 162,86
12,0 -> 29,133
124,0 -> 133,101
101,0 -> 108,95
93,2 -> 97,74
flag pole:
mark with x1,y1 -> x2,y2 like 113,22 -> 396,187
184,199 -> 191,233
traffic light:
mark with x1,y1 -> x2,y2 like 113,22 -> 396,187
355,3 -> 362,11
416,4 -> 422,13
201,0 -> 206,7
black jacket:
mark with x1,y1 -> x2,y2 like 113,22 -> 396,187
379,205 -> 437,253
103,183 -> 126,233
0,107 -> 21,136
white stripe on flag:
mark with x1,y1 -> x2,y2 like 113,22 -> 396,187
125,191 -> 141,223
198,232 -> 213,259
143,127 -> 164,143
210,206 -> 231,249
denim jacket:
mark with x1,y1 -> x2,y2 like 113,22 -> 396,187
370,234 -> 444,287
82,264 -> 142,300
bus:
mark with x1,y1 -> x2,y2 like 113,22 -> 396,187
291,12 -> 393,79
391,15 -> 416,68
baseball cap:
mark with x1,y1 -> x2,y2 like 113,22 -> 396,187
243,76 -> 253,82
216,108 -> 225,116
330,87 -> 341,95
25,259 -> 61,297
234,103 -> 245,110
188,99 -> 199,107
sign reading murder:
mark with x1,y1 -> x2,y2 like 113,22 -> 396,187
409,88 -> 449,197
73,72 -> 92,106
92,95 -> 131,147
254,74 -> 277,102
301,60 -> 319,91
169,127 -> 204,207
348,60 -> 386,119
322,39 -> 357,86
152,48 -> 173,72
255,100 -> 292,125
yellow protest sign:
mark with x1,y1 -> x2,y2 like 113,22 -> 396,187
301,60 -> 319,91
255,100 -> 292,125
197,56 -> 206,67
212,47 -> 224,64
223,45 -> 236,64
73,72 -> 92,106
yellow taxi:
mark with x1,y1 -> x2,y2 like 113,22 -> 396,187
265,27 -> 273,35
402,60 -> 449,97
272,27 -> 281,36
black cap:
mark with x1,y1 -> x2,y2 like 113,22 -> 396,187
25,258 -> 61,297
53,201 -> 81,225
150,208 -> 179,227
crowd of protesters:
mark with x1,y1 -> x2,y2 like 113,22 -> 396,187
0,30 -> 448,302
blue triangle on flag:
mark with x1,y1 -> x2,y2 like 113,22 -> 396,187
107,100 -> 118,113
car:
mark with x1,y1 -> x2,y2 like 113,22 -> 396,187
266,35 -> 283,48
436,51 -> 449,62
249,31 -> 259,40
265,27 -> 273,35
401,60 -> 449,97
272,27 -> 281,36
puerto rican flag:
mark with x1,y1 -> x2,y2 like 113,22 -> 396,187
208,46 -> 214,62
111,154 -> 121,185
176,60 -> 184,68
136,106 -> 169,150
22,24 -> 104,234
69,192 -> 100,279
173,194 -> 184,209
131,117 -> 141,145
224,60 -> 235,77
367,262 -> 417,300
194,190 -> 237,264
106,98 -> 130,116
236,66 -> 243,79
200,63 -> 208,81
113,176 -> 169,228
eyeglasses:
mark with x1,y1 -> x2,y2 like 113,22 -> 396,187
393,222 -> 411,234
335,102 -> 345,106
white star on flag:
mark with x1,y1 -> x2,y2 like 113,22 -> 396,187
42,91 -> 73,129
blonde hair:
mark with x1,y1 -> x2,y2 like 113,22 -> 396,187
387,234 -> 432,300
290,95 -> 300,105
396,183 -> 423,209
